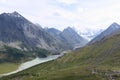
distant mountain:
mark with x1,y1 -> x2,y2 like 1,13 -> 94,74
45,28 -> 61,37
79,29 -> 103,41
0,11 -> 62,52
46,27 -> 88,49
89,22 -> 120,44
60,27 -> 88,48
45,28 -> 72,50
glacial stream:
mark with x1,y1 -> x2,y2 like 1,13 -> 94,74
0,51 -> 68,76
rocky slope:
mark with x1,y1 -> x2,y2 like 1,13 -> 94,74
89,22 -> 120,44
46,27 -> 88,49
0,11 -> 68,52
0,11 -> 88,63
60,27 -> 88,48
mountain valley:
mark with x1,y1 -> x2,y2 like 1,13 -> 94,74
1,0 -> 120,80
1,22 -> 120,80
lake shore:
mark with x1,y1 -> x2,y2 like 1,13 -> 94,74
0,51 -> 69,77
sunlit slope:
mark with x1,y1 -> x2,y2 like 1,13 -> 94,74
1,33 -> 120,80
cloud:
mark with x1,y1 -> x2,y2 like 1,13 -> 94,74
0,0 -> 120,31
56,0 -> 78,5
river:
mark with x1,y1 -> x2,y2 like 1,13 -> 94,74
0,51 -> 69,76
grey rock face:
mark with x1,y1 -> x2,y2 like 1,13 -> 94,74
0,12 -> 65,52
60,27 -> 88,48
0,11 -> 88,52
46,27 -> 88,49
89,22 -> 120,44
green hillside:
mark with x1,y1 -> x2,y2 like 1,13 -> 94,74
0,46 -> 52,74
0,46 -> 52,63
1,34 -> 120,80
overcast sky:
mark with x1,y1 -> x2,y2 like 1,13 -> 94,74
0,0 -> 120,31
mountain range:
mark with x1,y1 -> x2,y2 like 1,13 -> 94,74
0,11 -> 88,51
46,27 -> 88,49
0,11 -> 88,62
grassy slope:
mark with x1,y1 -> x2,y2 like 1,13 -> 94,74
0,63 -> 19,74
1,34 -> 120,80
0,46 -> 52,75
0,45 -> 52,63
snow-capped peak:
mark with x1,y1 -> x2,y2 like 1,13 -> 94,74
78,28 -> 104,41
